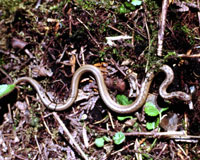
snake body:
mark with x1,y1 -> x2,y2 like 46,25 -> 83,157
14,65 -> 192,114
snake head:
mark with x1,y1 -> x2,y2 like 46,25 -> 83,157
175,91 -> 192,101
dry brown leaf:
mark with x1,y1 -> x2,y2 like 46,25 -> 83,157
32,65 -> 53,77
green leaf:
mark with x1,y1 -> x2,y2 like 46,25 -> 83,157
131,0 -> 142,6
116,94 -> 132,105
155,117 -> 160,128
0,84 -> 16,99
113,132 -> 125,145
95,137 -> 105,148
124,1 -> 135,10
117,116 -> 133,121
119,4 -> 131,13
146,122 -> 156,130
146,117 -> 160,130
160,107 -> 169,114
124,2 -> 132,8
103,136 -> 111,142
144,102 -> 159,117
119,4 -> 126,13
164,51 -> 176,59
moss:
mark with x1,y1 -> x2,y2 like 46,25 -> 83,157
0,57 -> 5,66
173,23 -> 195,45
0,0 -> 27,20
49,0 -> 71,12
75,0 -> 115,10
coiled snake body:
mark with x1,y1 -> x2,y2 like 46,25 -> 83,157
14,65 -> 192,114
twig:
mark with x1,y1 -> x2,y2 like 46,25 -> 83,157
177,144 -> 189,158
89,125 -> 199,142
177,53 -> 200,58
144,14 -> 151,73
35,0 -> 41,9
67,8 -> 72,36
198,0 -> 200,25
80,45 -> 86,65
41,114 -> 54,138
53,112 -> 88,160
32,152 -> 39,160
155,143 -> 168,160
124,131 -> 200,140
157,0 -> 169,56
106,35 -> 132,47
108,111 -> 115,129
0,67 -> 13,83
135,139 -> 142,160
82,123 -> 89,148
143,5 -> 151,51
107,25 -> 126,35
109,58 -> 127,76
111,142 -> 135,155
77,18 -> 100,48
56,44 -> 68,63
34,135 -> 42,155
0,49 -> 9,55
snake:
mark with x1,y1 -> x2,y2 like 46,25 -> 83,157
13,64 -> 192,114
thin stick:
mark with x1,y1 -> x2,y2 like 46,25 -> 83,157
0,67 -> 13,83
155,143 -> 168,160
177,53 -> 200,58
107,25 -> 126,35
198,0 -> 200,25
157,0 -> 169,56
34,135 -> 42,155
52,112 -> 89,160
111,142 -> 135,155
35,0 -> 41,9
108,111 -> 115,129
124,130 -> 200,140
77,18 -> 100,48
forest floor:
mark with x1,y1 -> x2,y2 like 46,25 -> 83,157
0,0 -> 200,159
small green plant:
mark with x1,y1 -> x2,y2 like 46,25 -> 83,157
0,84 -> 16,99
112,132 -> 126,145
99,50 -> 107,61
95,132 -> 125,147
116,94 -> 133,105
117,115 -> 134,121
95,137 -> 105,148
116,95 -> 136,125
144,102 -> 168,130
95,136 -> 111,148
119,0 -> 142,13
30,116 -> 40,127
164,51 -> 176,60
0,0 -> 23,19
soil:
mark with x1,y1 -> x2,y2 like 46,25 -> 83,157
0,1 -> 199,159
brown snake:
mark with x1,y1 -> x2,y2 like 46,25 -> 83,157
14,64 -> 192,114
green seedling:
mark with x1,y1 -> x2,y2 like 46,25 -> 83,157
117,116 -> 134,121
95,136 -> 111,148
113,132 -> 126,145
144,102 -> 168,130
0,84 -> 16,99
119,0 -> 142,13
95,132 -> 126,147
116,94 -> 133,105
